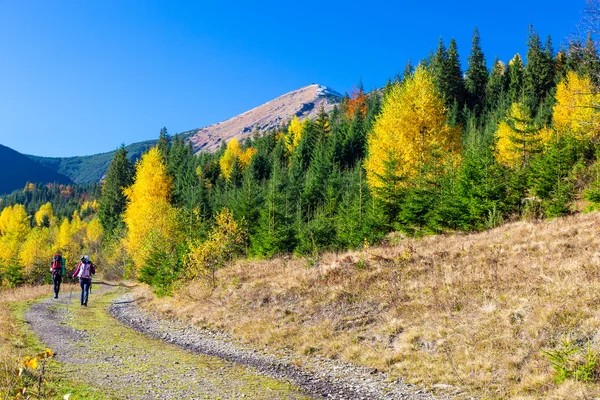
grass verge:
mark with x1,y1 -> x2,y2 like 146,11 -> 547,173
0,283 -> 108,399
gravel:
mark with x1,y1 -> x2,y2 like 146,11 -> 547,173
110,291 -> 457,400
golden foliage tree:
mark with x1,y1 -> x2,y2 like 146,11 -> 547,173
553,71 -> 600,140
123,147 -> 178,273
34,202 -> 54,227
19,227 -> 52,282
364,66 -> 461,193
219,138 -> 257,180
285,116 -> 305,154
185,208 -> 246,286
494,102 -> 550,167
0,205 -> 31,263
84,217 -> 104,257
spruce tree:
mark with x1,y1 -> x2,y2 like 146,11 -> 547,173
465,28 -> 488,114
507,54 -> 525,102
157,127 -> 171,164
403,59 -> 414,81
487,57 -> 506,110
98,146 -> 134,234
523,28 -> 555,113
447,39 -> 467,110
251,155 -> 295,257
582,32 -> 600,84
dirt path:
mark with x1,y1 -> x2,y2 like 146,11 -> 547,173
24,283 -> 310,399
24,282 -> 450,400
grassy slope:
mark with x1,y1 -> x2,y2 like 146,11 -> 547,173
28,140 -> 157,184
138,212 -> 600,399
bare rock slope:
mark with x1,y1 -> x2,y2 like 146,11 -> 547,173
187,84 -> 341,153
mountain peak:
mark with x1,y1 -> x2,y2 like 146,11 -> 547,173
187,84 -> 342,153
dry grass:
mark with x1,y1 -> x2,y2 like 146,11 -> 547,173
0,285 -> 51,396
137,212 -> 600,399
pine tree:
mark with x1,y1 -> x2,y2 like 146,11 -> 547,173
582,32 -> 600,84
157,127 -> 170,164
251,156 -> 295,257
487,57 -> 506,110
98,146 -> 134,234
523,28 -> 555,113
465,28 -> 488,114
507,53 -> 525,102
447,39 -> 467,110
402,59 -> 414,81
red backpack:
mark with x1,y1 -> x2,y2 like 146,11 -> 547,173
51,254 -> 63,275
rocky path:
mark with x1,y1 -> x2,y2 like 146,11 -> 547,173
24,282 -> 451,400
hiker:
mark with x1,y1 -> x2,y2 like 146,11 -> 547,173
73,255 -> 96,306
50,253 -> 64,298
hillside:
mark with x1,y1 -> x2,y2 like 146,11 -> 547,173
0,145 -> 73,195
186,84 -> 342,153
139,212 -> 600,399
28,140 -> 156,184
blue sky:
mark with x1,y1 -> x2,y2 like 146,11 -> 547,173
0,0 -> 587,157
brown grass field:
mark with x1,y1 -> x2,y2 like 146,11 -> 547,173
137,212 -> 600,399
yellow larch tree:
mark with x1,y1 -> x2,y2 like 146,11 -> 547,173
34,202 -> 54,227
494,102 -> 549,167
553,71 -> 600,140
123,147 -> 178,273
285,116 -> 305,155
219,138 -> 257,180
84,217 -> 104,257
0,205 -> 30,262
364,66 -> 461,193
20,227 -> 53,282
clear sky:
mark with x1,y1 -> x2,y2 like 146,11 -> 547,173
0,0 -> 588,157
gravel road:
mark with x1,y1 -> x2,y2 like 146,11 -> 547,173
23,282 -> 458,399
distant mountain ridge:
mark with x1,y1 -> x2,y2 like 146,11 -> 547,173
19,84 -> 341,184
0,145 -> 73,195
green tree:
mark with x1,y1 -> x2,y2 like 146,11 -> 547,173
523,28 -> 555,113
465,28 -> 488,114
507,53 -> 525,102
98,146 -> 134,234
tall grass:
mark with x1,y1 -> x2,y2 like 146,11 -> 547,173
137,212 -> 600,399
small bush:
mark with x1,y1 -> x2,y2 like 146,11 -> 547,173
543,336 -> 600,384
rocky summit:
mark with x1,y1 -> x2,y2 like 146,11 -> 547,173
187,84 -> 342,153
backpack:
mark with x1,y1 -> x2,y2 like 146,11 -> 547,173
79,262 -> 92,279
51,254 -> 63,275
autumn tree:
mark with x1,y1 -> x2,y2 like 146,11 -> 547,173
553,71 -> 600,140
345,81 -> 368,119
185,208 -> 246,286
123,147 -> 178,275
219,138 -> 257,180
494,102 -> 550,167
0,204 -> 30,284
34,202 -> 54,227
365,66 -> 461,194
284,116 -> 305,155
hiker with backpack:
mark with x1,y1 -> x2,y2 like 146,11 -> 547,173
50,253 -> 65,298
73,255 -> 96,306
